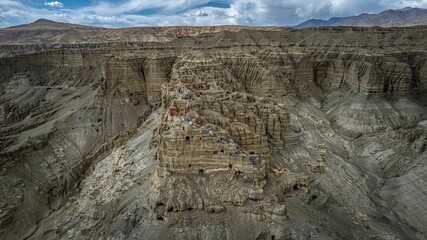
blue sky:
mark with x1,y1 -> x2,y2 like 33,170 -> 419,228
0,0 -> 426,28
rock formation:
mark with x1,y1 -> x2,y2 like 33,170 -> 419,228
149,74 -> 291,216
0,23 -> 426,239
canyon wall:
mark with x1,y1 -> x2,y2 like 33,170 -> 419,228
0,27 -> 426,239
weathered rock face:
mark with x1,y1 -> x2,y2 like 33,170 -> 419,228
323,56 -> 413,95
0,26 -> 427,240
149,75 -> 288,215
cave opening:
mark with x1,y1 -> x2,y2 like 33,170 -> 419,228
155,203 -> 165,215
383,81 -> 389,93
235,170 -> 245,179
155,203 -> 165,209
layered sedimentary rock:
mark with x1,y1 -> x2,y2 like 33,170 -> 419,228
0,25 -> 426,239
149,75 -> 292,216
323,56 -> 413,95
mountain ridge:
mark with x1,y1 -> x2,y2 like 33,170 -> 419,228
295,7 -> 427,28
6,18 -> 100,30
0,19 -> 288,45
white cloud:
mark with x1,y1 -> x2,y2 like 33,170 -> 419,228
380,0 -> 427,9
193,11 -> 208,17
45,1 -> 64,8
86,0 -> 214,15
0,0 -> 425,28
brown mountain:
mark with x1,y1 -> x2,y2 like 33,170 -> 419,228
7,18 -> 97,30
295,7 -> 427,28
0,19 -> 287,45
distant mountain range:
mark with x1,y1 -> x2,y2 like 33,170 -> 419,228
0,19 -> 286,45
294,7 -> 427,28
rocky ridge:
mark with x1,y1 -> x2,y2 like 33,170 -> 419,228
295,7 -> 427,28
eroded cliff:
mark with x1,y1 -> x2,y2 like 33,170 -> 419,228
0,26 -> 426,239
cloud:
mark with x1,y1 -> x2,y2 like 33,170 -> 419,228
0,0 -> 425,28
193,11 -> 208,17
45,1 -> 64,8
380,0 -> 427,8
86,0 -> 215,15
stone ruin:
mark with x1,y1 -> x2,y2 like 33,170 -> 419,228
149,74 -> 295,217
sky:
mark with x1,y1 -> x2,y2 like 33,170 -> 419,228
0,0 -> 427,28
